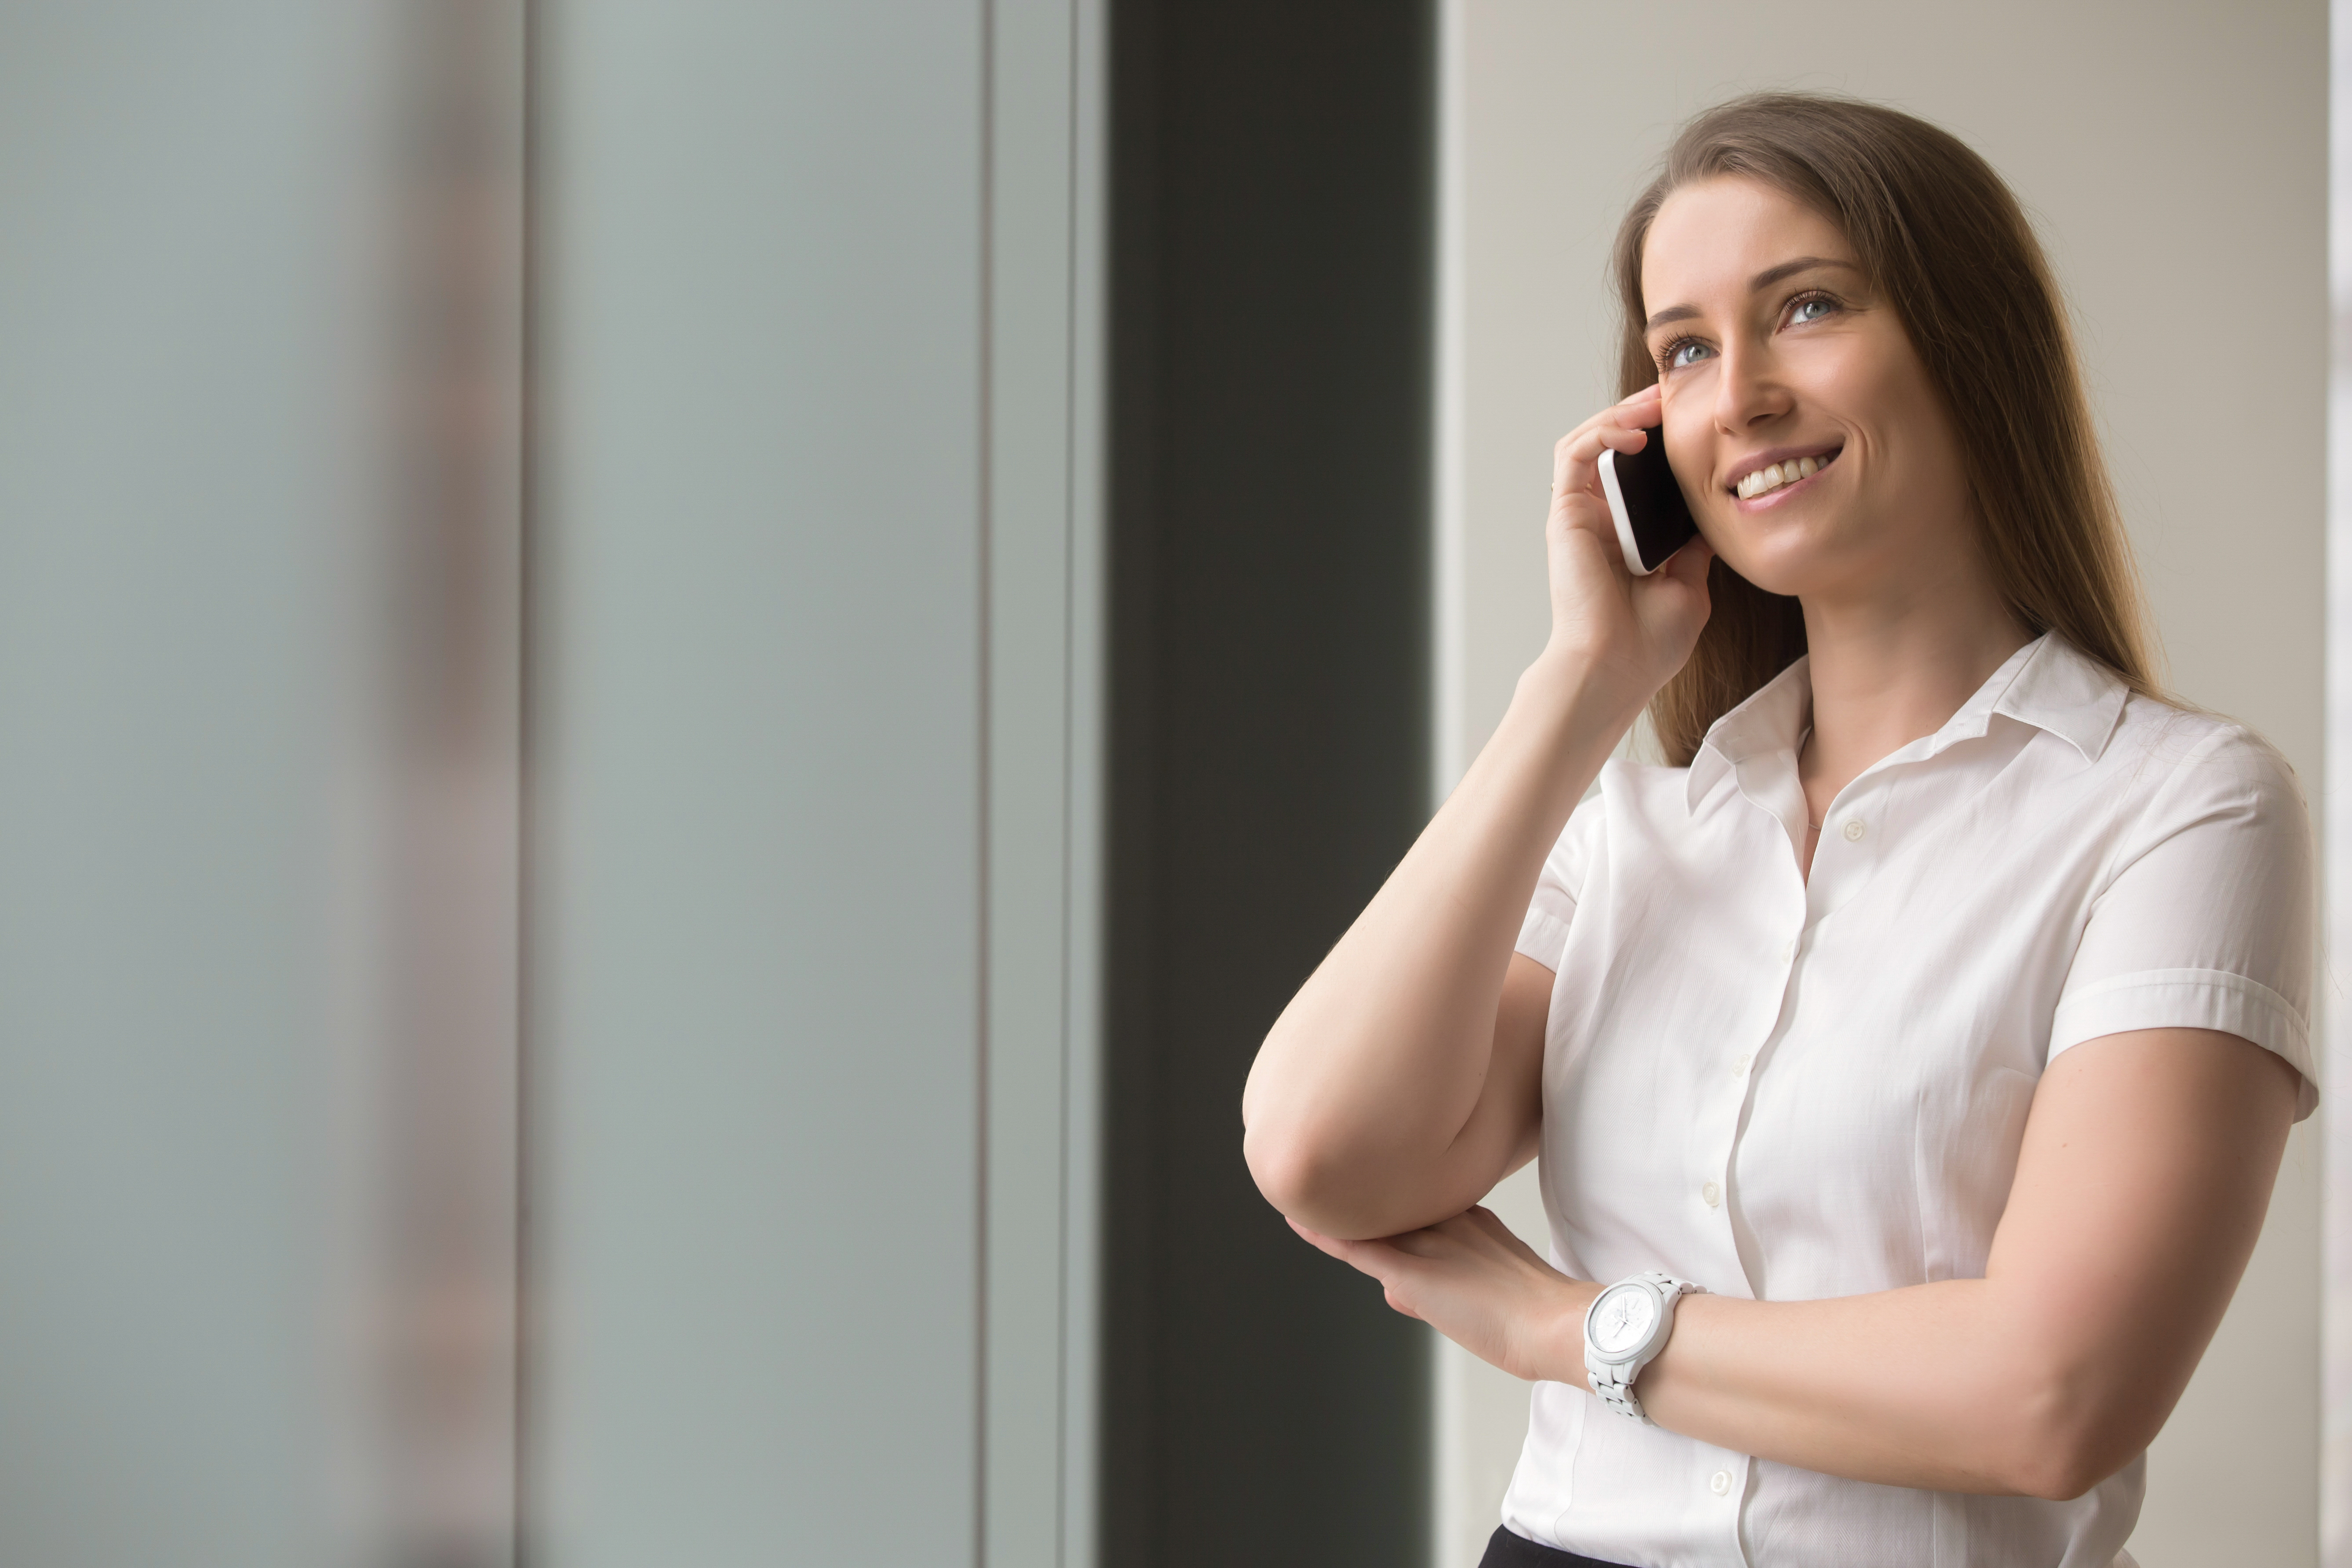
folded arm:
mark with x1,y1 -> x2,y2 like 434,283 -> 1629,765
1300,1024 -> 2299,1499
1239,664 -> 1617,1239
1243,391 -> 1715,1240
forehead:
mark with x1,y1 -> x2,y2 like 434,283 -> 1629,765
1639,176 -> 1855,312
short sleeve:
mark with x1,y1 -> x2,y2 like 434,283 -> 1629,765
1515,787 -> 1607,972
2050,725 -> 2318,1119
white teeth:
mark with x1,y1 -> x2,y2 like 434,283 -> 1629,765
1737,453 -> 1831,500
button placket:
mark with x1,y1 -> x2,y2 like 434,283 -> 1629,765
1686,846 -> 1804,1295
1806,772 -> 1895,926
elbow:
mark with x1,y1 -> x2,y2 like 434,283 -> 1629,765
1239,1043 -> 1365,1231
2002,1441 -> 2112,1505
1992,1365 -> 2150,1503
1242,1117 -> 1395,1238
1242,1119 -> 1336,1227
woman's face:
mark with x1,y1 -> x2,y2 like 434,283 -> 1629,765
1639,176 -> 1975,604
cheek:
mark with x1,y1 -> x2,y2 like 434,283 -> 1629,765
1662,417 -> 1715,503
1844,352 -> 1955,481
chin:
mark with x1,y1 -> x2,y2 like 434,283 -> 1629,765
1706,529 -> 1818,599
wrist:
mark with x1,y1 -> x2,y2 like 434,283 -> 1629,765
1511,648 -> 1649,751
1530,1277 -> 1604,1384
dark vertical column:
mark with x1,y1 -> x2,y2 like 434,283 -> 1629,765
1103,4 -> 1435,1564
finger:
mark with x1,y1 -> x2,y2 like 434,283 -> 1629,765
1383,1288 -> 1425,1321
1554,421 -> 1658,508
1385,1226 -> 1460,1260
1285,1215 -> 1351,1259
1550,387 -> 1662,493
1421,1207 -> 1494,1241
1287,1216 -> 1402,1277
1551,419 -> 1650,491
1429,1207 -> 1518,1258
1602,381 -> 1662,417
1660,532 -> 1717,592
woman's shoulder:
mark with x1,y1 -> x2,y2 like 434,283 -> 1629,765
1576,755 -> 1708,843
2090,691 -> 2309,866
1540,756 -> 1682,848
1594,753 -> 1695,805
2103,690 -> 2302,801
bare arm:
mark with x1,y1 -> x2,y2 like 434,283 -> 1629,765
1641,1026 -> 2297,1496
1301,1026 -> 2299,1498
1241,385 -> 1714,1239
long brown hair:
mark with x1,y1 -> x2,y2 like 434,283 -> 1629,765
1614,93 -> 2158,764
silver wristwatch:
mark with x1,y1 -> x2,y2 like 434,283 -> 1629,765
1584,1270 -> 1704,1423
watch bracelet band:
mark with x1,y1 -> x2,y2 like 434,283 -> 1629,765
1587,1270 -> 1703,1424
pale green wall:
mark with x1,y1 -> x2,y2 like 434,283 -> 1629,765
0,5 -> 490,1564
528,4 -> 1101,1564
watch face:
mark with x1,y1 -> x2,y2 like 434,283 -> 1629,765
1591,1284 -> 1659,1357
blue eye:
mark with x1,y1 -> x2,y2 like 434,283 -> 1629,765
1789,295 -> 1837,325
1666,339 -> 1712,369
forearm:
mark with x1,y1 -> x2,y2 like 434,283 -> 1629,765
1640,1284 -> 2069,1495
1512,1277 -> 2151,1500
1301,1213 -> 2152,1501
1242,653 -> 1637,1236
1428,1031 -> 2295,1503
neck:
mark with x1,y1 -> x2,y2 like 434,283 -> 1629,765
1797,568 -> 2032,815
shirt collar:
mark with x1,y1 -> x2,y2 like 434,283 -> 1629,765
1684,654 -> 1812,809
1683,633 -> 2129,811
1984,633 -> 2132,762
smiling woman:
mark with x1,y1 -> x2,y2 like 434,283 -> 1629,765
1240,94 -> 2315,1568
1615,98 -> 2157,770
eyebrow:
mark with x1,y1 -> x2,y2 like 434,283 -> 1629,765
1643,256 -> 1862,332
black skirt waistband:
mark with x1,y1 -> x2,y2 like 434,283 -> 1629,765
1477,1523 -> 1628,1568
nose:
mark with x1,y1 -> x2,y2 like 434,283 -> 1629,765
1711,333 -> 1793,435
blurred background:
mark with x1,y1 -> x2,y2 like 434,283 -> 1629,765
0,3 -> 2334,1567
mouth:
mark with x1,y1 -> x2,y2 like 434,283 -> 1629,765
1729,444 -> 1842,504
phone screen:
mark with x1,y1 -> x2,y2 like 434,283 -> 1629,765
1598,430 -> 1699,575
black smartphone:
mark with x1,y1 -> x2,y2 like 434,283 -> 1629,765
1597,428 -> 1698,575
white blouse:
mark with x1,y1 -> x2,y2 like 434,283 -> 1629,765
1503,633 -> 2316,1568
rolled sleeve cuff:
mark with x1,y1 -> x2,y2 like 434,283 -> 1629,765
1515,905 -> 1573,972
2050,968 -> 2318,1120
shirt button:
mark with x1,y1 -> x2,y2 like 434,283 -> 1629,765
1733,1052 -> 1752,1075
1701,1180 -> 1721,1208
1842,818 -> 1866,842
1710,1470 -> 1733,1496
1778,938 -> 1795,962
